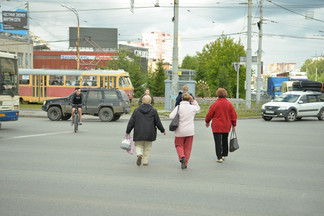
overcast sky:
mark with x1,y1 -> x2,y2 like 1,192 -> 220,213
1,0 -> 324,71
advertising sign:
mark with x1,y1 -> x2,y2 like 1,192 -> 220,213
2,11 -> 28,30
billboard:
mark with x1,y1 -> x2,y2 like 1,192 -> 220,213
69,27 -> 118,49
2,10 -> 27,30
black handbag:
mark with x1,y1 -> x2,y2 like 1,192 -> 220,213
169,105 -> 180,131
229,129 -> 239,152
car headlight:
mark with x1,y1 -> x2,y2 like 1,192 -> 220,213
43,101 -> 47,106
278,106 -> 288,110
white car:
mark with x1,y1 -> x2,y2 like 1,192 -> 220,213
261,91 -> 324,122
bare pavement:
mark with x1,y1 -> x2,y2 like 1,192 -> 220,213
0,111 -> 323,216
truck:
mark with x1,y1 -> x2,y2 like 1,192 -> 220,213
267,77 -> 289,98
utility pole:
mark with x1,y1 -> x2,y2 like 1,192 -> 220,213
171,0 -> 179,107
246,0 -> 252,109
26,2 -> 32,69
256,0 -> 263,103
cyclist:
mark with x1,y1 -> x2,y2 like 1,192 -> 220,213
70,87 -> 84,126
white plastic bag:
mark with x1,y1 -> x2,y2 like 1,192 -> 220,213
120,134 -> 132,150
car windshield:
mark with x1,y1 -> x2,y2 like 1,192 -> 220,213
273,94 -> 300,103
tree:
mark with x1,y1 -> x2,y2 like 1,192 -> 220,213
301,58 -> 324,82
148,60 -> 166,97
181,55 -> 198,70
105,50 -> 145,98
195,35 -> 246,98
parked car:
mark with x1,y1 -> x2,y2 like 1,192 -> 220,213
261,91 -> 324,122
42,88 -> 131,122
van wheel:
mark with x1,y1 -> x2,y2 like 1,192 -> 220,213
99,107 -> 114,122
262,116 -> 272,121
61,114 -> 72,120
318,109 -> 324,120
285,110 -> 296,122
47,106 -> 62,121
112,114 -> 121,121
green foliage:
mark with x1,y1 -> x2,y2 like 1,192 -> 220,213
181,55 -> 198,70
148,60 -> 166,96
301,58 -> 324,82
195,35 -> 246,98
105,50 -> 145,98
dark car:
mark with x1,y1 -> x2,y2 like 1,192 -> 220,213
42,88 -> 131,122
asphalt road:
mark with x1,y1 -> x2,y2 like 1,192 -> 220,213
0,116 -> 323,216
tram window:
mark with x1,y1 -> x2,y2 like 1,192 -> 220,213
19,75 -> 30,85
66,75 -> 80,86
119,77 -> 127,87
49,75 -> 63,86
82,75 -> 97,87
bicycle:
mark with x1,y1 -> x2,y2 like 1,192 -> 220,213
73,107 -> 79,133
71,104 -> 82,133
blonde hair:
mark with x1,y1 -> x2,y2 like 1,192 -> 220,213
142,95 -> 152,104
182,85 -> 189,92
182,92 -> 191,101
216,88 -> 228,98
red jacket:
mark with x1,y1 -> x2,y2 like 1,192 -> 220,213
205,98 -> 237,133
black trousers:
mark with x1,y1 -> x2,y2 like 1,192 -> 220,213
213,133 -> 229,160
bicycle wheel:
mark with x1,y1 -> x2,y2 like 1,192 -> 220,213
74,113 -> 79,133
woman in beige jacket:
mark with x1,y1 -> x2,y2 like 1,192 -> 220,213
169,93 -> 200,169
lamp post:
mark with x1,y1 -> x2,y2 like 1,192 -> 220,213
62,4 -> 80,70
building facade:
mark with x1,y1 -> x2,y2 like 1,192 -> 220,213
0,34 -> 33,68
141,32 -> 181,65
267,63 -> 296,75
33,50 -> 117,70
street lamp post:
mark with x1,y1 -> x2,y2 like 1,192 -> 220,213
62,4 -> 80,70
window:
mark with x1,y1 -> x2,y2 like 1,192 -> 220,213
104,90 -> 118,100
319,94 -> 324,102
82,75 -> 97,86
87,91 -> 102,100
299,95 -> 307,103
66,75 -> 81,86
19,75 -> 30,85
308,95 -> 318,103
119,77 -> 127,87
18,53 -> 23,67
49,75 -> 63,85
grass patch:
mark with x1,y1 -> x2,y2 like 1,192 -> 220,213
20,103 -> 43,110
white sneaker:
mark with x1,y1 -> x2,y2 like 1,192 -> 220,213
217,159 -> 223,163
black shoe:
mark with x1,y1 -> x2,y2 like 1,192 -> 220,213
181,157 -> 186,169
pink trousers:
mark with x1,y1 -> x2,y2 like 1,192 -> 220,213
174,136 -> 193,166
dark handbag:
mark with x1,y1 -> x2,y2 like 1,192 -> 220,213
229,129 -> 239,152
169,105 -> 180,131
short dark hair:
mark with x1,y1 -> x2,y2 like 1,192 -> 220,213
75,87 -> 80,91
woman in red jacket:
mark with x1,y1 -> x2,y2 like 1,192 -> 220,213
205,88 -> 237,163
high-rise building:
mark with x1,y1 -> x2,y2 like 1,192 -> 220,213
141,32 -> 181,65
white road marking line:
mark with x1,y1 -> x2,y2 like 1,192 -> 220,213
1,130 -> 88,140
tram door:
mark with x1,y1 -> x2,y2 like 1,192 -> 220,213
32,75 -> 47,102
100,76 -> 116,89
